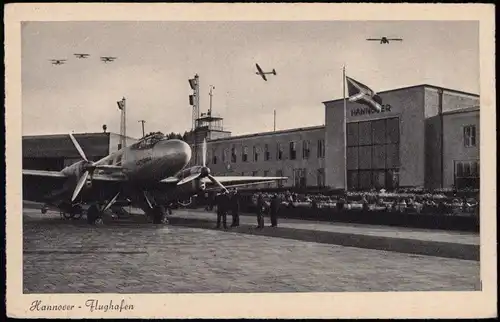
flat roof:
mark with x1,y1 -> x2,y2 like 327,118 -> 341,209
22,132 -> 137,141
322,84 -> 479,105
208,125 -> 325,143
442,105 -> 480,116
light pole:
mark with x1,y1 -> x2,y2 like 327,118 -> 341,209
138,120 -> 146,137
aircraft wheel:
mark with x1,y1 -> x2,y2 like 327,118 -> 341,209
94,217 -> 104,226
87,205 -> 100,225
63,212 -> 75,220
41,207 -> 48,214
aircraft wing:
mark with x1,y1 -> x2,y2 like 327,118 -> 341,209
22,169 -> 128,204
202,176 -> 287,190
260,73 -> 268,81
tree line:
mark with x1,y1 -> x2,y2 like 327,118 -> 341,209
143,130 -> 193,142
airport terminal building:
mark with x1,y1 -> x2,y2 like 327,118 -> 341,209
22,83 -> 479,191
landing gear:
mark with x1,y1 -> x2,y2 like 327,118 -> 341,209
152,205 -> 169,224
86,204 -> 103,225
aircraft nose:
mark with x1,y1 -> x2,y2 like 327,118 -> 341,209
154,139 -> 191,168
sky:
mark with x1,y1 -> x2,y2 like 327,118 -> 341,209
22,20 -> 479,138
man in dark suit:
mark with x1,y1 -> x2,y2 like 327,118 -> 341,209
256,193 -> 266,229
230,189 -> 240,227
269,194 -> 281,227
216,191 -> 229,229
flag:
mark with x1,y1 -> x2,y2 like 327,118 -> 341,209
117,98 -> 125,110
346,76 -> 383,112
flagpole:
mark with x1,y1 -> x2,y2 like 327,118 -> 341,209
342,65 -> 347,192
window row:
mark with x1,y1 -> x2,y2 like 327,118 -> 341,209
209,139 -> 325,164
347,169 -> 400,190
347,144 -> 400,170
236,168 -> 325,188
347,117 -> 400,147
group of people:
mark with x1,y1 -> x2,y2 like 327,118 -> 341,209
208,190 -> 282,229
212,189 -> 240,229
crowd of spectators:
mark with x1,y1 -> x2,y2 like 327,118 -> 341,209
243,189 -> 479,217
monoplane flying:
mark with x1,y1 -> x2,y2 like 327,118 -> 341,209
366,37 -> 403,44
255,63 -> 277,81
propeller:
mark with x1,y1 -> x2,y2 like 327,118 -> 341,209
176,138 -> 229,193
69,133 -> 97,202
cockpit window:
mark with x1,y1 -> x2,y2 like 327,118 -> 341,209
131,132 -> 165,150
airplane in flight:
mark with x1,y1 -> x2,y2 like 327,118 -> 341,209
366,37 -> 403,44
255,63 -> 277,81
74,53 -> 90,59
23,132 -> 287,225
49,59 -> 67,65
100,56 -> 117,63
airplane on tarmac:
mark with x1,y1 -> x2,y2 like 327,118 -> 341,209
366,37 -> 403,44
255,63 -> 277,81
74,53 -> 90,59
23,132 -> 287,225
100,56 -> 117,63
50,59 -> 67,65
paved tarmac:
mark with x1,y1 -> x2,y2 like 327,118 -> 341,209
23,205 -> 480,293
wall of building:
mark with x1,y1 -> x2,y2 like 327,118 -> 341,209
206,127 -> 326,188
423,87 -> 479,189
443,109 -> 480,188
324,86 -> 426,189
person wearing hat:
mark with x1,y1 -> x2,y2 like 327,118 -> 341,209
230,189 -> 240,227
269,193 -> 281,227
216,191 -> 229,229
256,193 -> 266,229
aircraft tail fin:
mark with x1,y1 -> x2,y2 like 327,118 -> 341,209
272,69 -> 276,75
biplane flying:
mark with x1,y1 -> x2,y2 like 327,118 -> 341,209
50,59 -> 67,65
100,56 -> 117,63
74,53 -> 90,59
23,133 -> 287,226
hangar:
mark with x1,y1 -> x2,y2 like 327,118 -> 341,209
23,132 -> 137,171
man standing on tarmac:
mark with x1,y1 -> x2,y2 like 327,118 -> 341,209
269,193 -> 281,227
230,189 -> 240,227
216,191 -> 229,229
256,193 -> 266,229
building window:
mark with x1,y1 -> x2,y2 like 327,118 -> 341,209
264,144 -> 270,161
455,160 -> 479,189
277,143 -> 283,160
317,168 -> 325,187
293,168 -> 306,188
242,146 -> 248,162
253,146 -> 259,162
222,149 -> 228,163
231,146 -> 237,163
289,142 -> 297,160
346,117 -> 400,191
264,170 -> 269,177
252,171 -> 258,176
317,139 -> 325,158
212,149 -> 217,164
464,125 -> 477,147
302,140 -> 310,159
